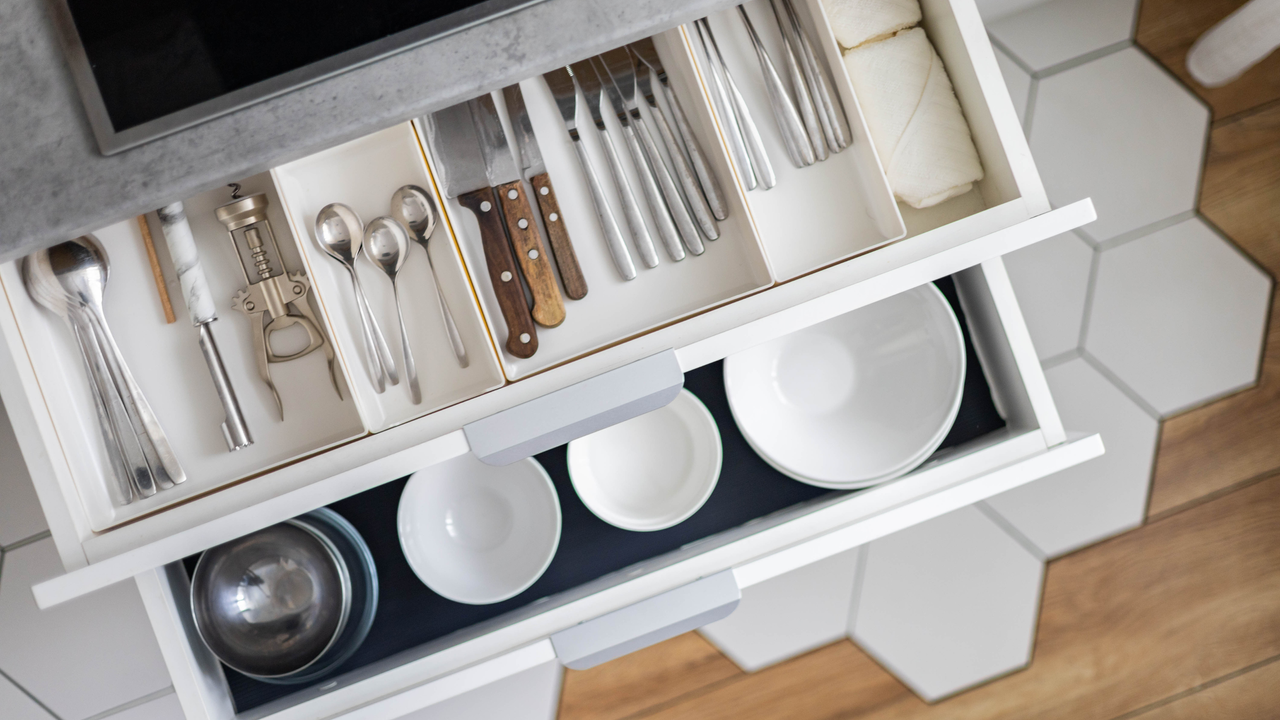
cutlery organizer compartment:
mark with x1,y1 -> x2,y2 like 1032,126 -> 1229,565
183,276 -> 1005,714
416,46 -> 776,380
0,175 -> 367,531
271,124 -> 507,432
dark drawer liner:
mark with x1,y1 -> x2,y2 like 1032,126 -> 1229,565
197,276 -> 1002,713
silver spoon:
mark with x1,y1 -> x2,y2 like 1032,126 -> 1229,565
390,185 -> 469,368
37,236 -> 185,489
314,203 -> 399,393
364,217 -> 421,405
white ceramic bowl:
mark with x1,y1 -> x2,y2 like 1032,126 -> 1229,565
567,389 -> 722,531
397,455 -> 561,605
724,284 -> 965,489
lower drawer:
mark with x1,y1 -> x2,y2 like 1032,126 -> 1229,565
137,263 -> 1102,720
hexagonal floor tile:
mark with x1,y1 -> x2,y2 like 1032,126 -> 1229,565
99,692 -> 183,720
700,548 -> 859,671
1085,216 -> 1272,416
992,44 -> 1032,126
0,398 -> 47,548
985,357 -> 1158,557
0,672 -> 53,720
0,539 -> 171,720
1004,231 -> 1094,360
1029,48 -> 1209,244
849,506 -> 1043,702
989,0 -> 1139,72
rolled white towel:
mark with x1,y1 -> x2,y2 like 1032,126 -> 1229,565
821,0 -> 922,50
843,27 -> 984,209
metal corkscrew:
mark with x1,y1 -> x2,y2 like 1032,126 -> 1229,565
216,189 -> 342,419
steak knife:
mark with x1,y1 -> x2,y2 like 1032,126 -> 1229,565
544,66 -> 636,281
501,83 -> 589,300
470,93 -> 566,328
424,101 -> 538,358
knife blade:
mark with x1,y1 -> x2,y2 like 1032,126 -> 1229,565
543,67 -> 635,280
631,37 -> 728,221
469,94 -> 565,328
424,102 -> 538,358
501,84 -> 588,300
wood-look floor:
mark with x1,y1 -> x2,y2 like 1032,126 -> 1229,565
557,2 -> 1280,718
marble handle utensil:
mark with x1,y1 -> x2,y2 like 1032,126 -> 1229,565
156,202 -> 253,451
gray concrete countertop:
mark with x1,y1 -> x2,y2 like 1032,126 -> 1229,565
0,0 -> 735,261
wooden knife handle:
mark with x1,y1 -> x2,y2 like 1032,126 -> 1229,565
529,172 -> 588,300
458,187 -> 538,359
496,179 -> 566,327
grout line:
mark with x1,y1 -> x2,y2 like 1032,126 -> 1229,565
1213,95 -> 1280,128
1033,39 -> 1132,80
0,667 -> 62,720
988,34 -> 1035,76
975,501 -> 1047,560
1080,350 -> 1163,420
1041,348 -> 1081,371
3,529 -> 51,553
1195,212 -> 1278,282
1076,241 -> 1102,350
1096,210 -> 1197,252
1109,653 -> 1280,720
1146,465 -> 1280,525
81,686 -> 176,720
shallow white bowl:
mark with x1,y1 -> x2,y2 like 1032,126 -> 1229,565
397,455 -> 561,605
567,389 -> 722,531
724,284 -> 965,488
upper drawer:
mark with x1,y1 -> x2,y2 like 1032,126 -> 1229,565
0,0 -> 1093,608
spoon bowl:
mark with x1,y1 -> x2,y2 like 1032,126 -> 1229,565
364,216 -> 411,278
314,203 -> 364,265
390,185 -> 437,249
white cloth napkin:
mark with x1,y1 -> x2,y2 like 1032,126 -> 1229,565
843,28 -> 984,209
822,0 -> 921,49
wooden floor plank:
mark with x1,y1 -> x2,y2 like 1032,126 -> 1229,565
1149,103 -> 1280,517
558,631 -> 741,720
1135,0 -> 1280,120
1124,656 -> 1280,720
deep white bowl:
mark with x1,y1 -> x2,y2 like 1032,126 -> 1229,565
397,455 -> 561,605
724,284 -> 965,488
567,389 -> 722,532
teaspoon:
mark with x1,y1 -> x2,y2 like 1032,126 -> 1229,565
365,217 -> 421,405
314,203 -> 399,392
390,185 -> 469,368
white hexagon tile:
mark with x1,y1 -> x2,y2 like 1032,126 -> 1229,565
1085,217 -> 1272,417
988,0 -> 1139,73
1003,232 -> 1095,361
0,397 -> 48,548
850,506 -> 1043,701
985,357 -> 1159,557
0,672 -> 53,720
1029,47 -> 1208,244
700,548 -> 860,671
0,538 -> 173,720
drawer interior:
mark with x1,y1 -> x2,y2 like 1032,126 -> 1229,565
180,275 -> 1005,714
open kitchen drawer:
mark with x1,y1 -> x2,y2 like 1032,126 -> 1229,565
0,0 -> 1101,715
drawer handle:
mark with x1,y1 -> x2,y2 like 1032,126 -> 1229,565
551,570 -> 740,670
463,349 -> 683,466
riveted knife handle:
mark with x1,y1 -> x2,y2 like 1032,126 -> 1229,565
496,179 -> 566,328
529,172 -> 588,300
458,187 -> 538,358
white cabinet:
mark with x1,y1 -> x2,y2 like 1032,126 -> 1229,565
0,0 -> 1103,717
